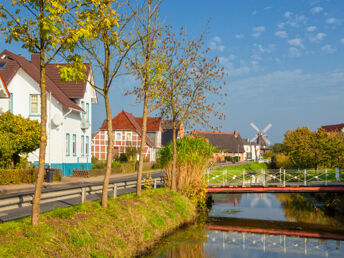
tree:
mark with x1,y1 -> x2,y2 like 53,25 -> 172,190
127,0 -> 164,196
63,0 -> 136,208
0,0 -> 87,225
283,127 -> 316,169
157,26 -> 226,191
0,112 -> 40,168
272,143 -> 284,153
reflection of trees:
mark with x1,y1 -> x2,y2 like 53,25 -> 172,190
164,243 -> 205,258
214,193 -> 243,206
276,193 -> 343,226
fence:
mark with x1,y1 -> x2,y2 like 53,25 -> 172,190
206,168 -> 343,187
0,172 -> 165,213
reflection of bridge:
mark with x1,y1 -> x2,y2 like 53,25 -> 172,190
205,220 -> 344,257
206,169 -> 344,193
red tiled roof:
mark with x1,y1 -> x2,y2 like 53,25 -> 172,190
321,123 -> 344,132
135,117 -> 161,131
194,130 -> 234,135
0,50 -> 84,112
100,110 -> 155,147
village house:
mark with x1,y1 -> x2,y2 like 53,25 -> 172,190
242,138 -> 261,161
91,110 -> 184,162
193,130 -> 245,162
321,123 -> 344,134
0,50 -> 97,176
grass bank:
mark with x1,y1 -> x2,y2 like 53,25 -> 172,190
0,188 -> 197,257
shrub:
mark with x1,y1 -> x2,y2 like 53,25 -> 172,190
158,137 -> 215,206
270,153 -> 291,169
0,168 -> 62,185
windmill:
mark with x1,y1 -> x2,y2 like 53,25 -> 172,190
250,123 -> 272,147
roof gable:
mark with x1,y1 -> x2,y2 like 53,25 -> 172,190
321,123 -> 344,132
0,50 -> 83,112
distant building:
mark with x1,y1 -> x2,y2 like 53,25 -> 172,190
321,123 -> 344,134
161,120 -> 185,146
0,49 -> 97,176
242,138 -> 260,160
91,110 -> 184,162
193,130 -> 245,162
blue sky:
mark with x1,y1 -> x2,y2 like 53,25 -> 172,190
1,0 -> 344,143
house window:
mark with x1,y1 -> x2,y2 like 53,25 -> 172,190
66,134 -> 70,156
86,103 -> 89,122
9,93 -> 13,113
72,134 -> 77,156
86,136 -> 89,156
115,132 -> 122,141
81,135 -> 85,156
30,94 -> 40,115
81,101 -> 85,121
126,132 -> 132,141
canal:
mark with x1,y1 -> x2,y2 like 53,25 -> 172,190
147,193 -> 344,257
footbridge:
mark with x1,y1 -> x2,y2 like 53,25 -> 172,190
206,168 -> 344,193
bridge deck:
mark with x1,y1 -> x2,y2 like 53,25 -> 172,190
207,185 -> 344,193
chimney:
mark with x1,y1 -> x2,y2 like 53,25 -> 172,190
234,130 -> 239,137
31,54 -> 40,67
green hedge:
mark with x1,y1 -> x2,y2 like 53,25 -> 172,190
0,168 -> 62,185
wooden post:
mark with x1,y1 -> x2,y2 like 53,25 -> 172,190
242,169 -> 245,187
154,178 -> 157,189
113,184 -> 117,199
81,187 -> 86,203
304,169 -> 307,186
283,169 -> 286,187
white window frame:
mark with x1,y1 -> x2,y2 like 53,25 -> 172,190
125,131 -> 132,141
115,131 -> 122,141
30,94 -> 40,116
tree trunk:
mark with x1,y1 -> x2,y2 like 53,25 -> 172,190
171,120 -> 177,191
137,93 -> 148,196
101,94 -> 113,207
31,48 -> 47,226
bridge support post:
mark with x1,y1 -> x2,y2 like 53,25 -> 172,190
279,168 -> 282,184
283,169 -> 286,187
154,179 -> 157,189
262,169 -> 266,186
325,169 -> 328,186
304,169 -> 307,186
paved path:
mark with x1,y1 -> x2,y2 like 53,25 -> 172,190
0,170 -> 161,195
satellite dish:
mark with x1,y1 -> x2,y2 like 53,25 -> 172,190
52,113 -> 63,127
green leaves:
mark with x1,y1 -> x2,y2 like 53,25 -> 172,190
0,112 -> 40,168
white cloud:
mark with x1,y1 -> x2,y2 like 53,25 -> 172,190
315,32 -> 326,41
252,26 -> 265,38
306,26 -> 317,32
310,7 -> 323,14
277,23 -> 285,29
264,6 -> 272,10
252,10 -> 257,15
340,38 -> 344,44
235,34 -> 244,39
326,18 -> 341,25
284,13 -> 307,28
285,11 -> 293,18
251,54 -> 262,61
289,47 -> 301,57
209,36 -> 225,52
275,30 -> 287,38
219,57 -> 250,77
288,38 -> 304,48
255,44 -> 275,54
322,44 -> 336,54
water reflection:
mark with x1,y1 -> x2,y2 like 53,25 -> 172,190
149,193 -> 344,258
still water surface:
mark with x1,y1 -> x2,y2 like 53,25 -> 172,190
148,193 -> 344,258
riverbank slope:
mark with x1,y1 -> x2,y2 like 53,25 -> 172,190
0,188 -> 196,257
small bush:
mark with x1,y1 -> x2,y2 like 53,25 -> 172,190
0,168 -> 62,185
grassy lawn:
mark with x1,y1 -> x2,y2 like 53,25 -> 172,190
0,188 -> 196,257
206,163 -> 268,184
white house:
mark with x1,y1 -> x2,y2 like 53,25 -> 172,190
0,50 -> 97,176
242,138 -> 261,161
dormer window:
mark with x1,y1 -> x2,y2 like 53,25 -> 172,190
0,62 -> 7,69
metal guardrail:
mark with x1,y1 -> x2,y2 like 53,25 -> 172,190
0,173 -> 165,213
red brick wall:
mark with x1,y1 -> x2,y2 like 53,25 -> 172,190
91,130 -> 153,161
